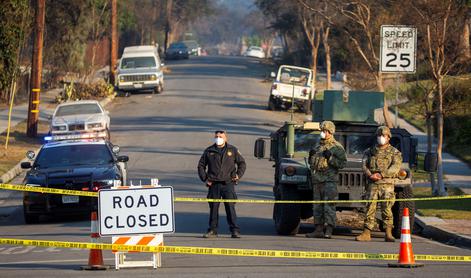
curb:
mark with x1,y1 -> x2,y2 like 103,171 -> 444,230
0,93 -> 117,184
415,215 -> 471,250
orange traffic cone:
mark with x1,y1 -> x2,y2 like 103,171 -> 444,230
81,211 -> 108,270
388,208 -> 424,268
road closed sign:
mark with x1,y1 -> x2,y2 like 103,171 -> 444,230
380,25 -> 417,73
98,187 -> 175,236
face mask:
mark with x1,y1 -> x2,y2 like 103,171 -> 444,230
214,137 -> 225,146
320,132 -> 326,139
377,136 -> 387,146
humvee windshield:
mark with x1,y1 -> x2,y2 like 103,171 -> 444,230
343,134 -> 402,156
294,131 -> 320,152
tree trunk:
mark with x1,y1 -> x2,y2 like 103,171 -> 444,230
376,71 -> 393,127
459,15 -> 470,61
164,0 -> 173,51
312,48 -> 318,89
426,112 -> 438,194
322,26 -> 331,90
436,76 -> 447,196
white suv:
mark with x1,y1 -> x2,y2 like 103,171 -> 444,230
117,45 -> 164,95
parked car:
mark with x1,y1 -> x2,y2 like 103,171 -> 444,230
244,46 -> 265,59
50,100 -> 110,138
268,65 -> 314,113
165,42 -> 190,60
21,138 -> 128,223
183,40 -> 201,56
117,45 -> 165,95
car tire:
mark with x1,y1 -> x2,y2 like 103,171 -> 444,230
273,185 -> 301,235
24,210 -> 40,224
268,96 -> 277,111
392,185 -> 415,238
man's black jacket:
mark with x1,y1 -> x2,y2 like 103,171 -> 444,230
198,143 -> 246,183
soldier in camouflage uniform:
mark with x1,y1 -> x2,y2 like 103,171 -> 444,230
306,121 -> 346,239
356,126 -> 402,242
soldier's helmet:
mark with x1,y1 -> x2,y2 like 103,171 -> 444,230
376,126 -> 392,138
320,121 -> 336,134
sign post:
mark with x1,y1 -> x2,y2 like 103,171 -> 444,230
380,25 -> 417,127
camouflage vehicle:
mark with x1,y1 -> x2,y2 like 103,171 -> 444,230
254,90 -> 418,237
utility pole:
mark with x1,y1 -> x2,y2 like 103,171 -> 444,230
27,0 -> 46,138
110,0 -> 118,86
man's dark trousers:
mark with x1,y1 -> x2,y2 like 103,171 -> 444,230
207,181 -> 239,233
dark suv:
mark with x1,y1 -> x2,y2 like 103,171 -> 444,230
21,139 -> 129,223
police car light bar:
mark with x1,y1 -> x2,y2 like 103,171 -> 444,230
45,131 -> 108,142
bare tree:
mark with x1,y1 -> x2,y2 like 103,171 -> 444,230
330,0 -> 393,127
298,2 -> 322,89
298,0 -> 334,89
88,0 -> 109,81
411,0 -> 468,196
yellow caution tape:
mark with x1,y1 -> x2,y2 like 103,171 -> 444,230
0,238 -> 470,262
0,183 -> 97,197
2,183 -> 471,204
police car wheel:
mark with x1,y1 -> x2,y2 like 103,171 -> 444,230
392,185 -> 415,238
24,211 -> 40,224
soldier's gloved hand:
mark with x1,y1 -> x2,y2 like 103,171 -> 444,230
323,149 -> 332,159
232,175 -> 239,184
369,173 -> 382,182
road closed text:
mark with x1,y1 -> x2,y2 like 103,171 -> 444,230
99,187 -> 175,236
103,194 -> 170,229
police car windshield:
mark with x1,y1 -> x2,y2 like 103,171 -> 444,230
56,104 -> 101,116
121,57 -> 156,69
295,132 -> 320,152
35,145 -> 113,168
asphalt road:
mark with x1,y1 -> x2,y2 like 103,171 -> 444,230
0,56 -> 470,277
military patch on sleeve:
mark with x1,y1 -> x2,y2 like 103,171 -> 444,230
227,151 -> 233,156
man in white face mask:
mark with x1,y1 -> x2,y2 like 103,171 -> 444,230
306,121 -> 346,239
197,130 -> 246,239
356,126 -> 402,242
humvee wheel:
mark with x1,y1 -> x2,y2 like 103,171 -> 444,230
273,185 -> 301,235
392,185 -> 415,238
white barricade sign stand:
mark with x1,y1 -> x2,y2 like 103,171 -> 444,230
98,178 -> 175,269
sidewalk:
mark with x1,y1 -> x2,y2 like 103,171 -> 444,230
0,88 -> 61,134
390,111 -> 471,188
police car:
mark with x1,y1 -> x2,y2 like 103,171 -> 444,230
21,132 -> 128,223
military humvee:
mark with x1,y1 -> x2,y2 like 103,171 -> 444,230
254,90 -> 418,238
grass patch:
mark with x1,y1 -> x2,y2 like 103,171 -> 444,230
413,187 -> 471,219
0,120 -> 48,177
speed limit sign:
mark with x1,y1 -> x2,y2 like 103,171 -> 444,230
380,25 -> 417,73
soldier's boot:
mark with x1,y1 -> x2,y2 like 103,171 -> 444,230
306,225 -> 324,238
385,227 -> 396,242
355,228 -> 371,241
324,225 -> 334,239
